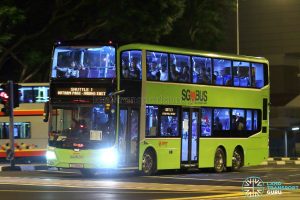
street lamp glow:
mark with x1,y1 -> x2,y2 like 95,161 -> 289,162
291,127 -> 300,131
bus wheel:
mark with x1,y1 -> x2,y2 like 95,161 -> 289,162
142,150 -> 157,176
232,149 -> 243,171
214,148 -> 226,173
80,169 -> 97,177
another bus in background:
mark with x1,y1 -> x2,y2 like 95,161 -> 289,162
0,83 -> 49,162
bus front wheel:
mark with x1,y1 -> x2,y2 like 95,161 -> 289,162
142,150 -> 157,175
214,148 -> 226,173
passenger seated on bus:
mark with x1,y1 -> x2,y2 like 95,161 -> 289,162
214,117 -> 223,130
129,57 -> 141,79
179,66 -> 190,82
147,61 -> 160,80
55,61 -> 79,78
160,64 -> 168,81
225,77 -> 232,86
122,60 -> 130,78
213,71 -> 220,85
235,114 -> 244,130
170,64 -> 179,81
69,61 -> 79,78
198,66 -> 210,84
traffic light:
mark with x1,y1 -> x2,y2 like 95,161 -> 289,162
0,82 -> 20,115
0,83 -> 9,114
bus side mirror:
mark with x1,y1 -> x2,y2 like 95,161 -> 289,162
43,101 -> 49,122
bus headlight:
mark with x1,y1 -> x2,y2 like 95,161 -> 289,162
46,151 -> 57,160
99,147 -> 118,167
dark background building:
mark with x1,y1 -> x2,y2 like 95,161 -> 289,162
221,0 -> 300,157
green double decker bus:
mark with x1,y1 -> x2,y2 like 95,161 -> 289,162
46,41 -> 269,175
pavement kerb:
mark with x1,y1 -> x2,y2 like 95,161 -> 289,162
261,157 -> 300,166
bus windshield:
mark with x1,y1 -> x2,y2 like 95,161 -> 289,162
49,104 -> 116,149
51,46 -> 116,79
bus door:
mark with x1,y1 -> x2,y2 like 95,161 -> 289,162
119,108 -> 139,167
181,109 -> 199,166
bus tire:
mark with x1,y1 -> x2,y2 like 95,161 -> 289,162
80,169 -> 97,177
214,147 -> 226,173
142,149 -> 157,176
231,148 -> 243,171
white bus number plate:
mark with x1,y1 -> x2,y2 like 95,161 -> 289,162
69,163 -> 84,168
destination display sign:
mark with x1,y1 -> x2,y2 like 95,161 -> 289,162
56,87 -> 106,96
161,107 -> 177,116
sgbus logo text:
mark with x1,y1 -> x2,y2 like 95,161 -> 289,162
181,89 -> 207,102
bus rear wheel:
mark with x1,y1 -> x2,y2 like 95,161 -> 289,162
142,150 -> 157,176
232,149 -> 243,171
214,148 -> 226,173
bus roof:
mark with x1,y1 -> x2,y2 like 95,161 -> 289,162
119,43 -> 269,65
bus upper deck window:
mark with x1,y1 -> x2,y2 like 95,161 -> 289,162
251,63 -> 265,88
192,56 -> 212,85
233,61 -> 250,87
52,46 -> 116,79
146,51 -> 168,82
121,50 -> 142,80
213,59 -> 232,86
170,54 -> 191,83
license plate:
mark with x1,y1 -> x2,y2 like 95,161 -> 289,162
70,163 -> 84,168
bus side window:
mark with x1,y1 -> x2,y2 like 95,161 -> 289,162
246,110 -> 253,130
231,109 -> 245,131
251,63 -> 264,88
233,61 -> 250,87
192,56 -> 212,85
170,54 -> 191,83
160,107 -> 179,137
146,106 -> 158,137
146,51 -> 168,82
213,59 -> 232,86
213,108 -> 230,131
201,108 -> 212,136
121,50 -> 142,80
254,110 -> 258,130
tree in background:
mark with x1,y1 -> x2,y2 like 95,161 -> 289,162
0,0 -> 234,83
161,0 -> 235,50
